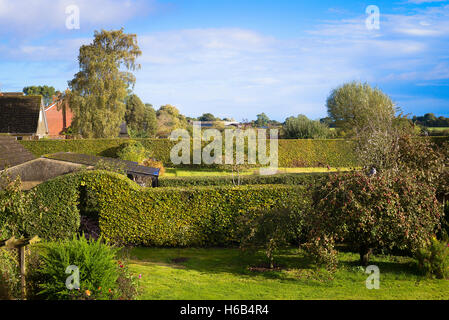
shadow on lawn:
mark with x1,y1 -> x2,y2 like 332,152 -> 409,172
126,246 -> 421,282
128,247 -> 311,280
339,256 -> 420,277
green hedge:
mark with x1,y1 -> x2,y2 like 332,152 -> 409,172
159,172 -> 330,187
32,171 -> 311,246
20,136 -> 449,168
27,175 -> 80,241
20,138 -> 361,168
278,139 -> 358,167
2,175 -> 81,241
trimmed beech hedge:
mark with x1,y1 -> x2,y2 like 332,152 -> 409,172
32,171 -> 311,246
20,175 -> 80,241
21,137 -> 448,168
20,138 -> 360,168
159,172 -> 330,188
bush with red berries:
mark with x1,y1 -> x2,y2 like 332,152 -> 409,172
304,170 -> 443,268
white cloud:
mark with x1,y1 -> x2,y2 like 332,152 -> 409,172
1,3 -> 449,120
0,0 -> 154,35
130,28 -> 368,119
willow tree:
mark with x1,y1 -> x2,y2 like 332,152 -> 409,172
326,81 -> 406,171
68,29 -> 142,138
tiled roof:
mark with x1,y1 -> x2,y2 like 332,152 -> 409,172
44,152 -> 160,177
0,92 -> 24,97
0,135 -> 35,170
0,96 -> 42,134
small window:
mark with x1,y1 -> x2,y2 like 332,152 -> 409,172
16,136 -> 23,141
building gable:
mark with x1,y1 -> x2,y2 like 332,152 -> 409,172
0,95 -> 47,136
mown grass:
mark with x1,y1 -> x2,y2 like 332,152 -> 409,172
163,167 -> 354,177
126,247 -> 449,300
427,127 -> 449,132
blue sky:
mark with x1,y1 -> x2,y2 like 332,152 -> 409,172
1,0 -> 449,121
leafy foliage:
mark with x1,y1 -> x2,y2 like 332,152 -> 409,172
277,139 -> 359,168
116,140 -> 149,163
282,115 -> 332,139
305,171 -> 443,268
142,158 -> 165,176
156,105 -> 188,138
255,113 -> 270,127
198,113 -> 217,122
32,170 -> 311,247
0,172 -> 31,238
23,85 -> 59,106
326,82 -> 406,171
326,81 -> 398,135
413,113 -> 449,128
19,137 -> 373,168
238,207 -> 301,268
0,249 -> 20,299
415,237 -> 449,279
125,95 -> 157,138
93,159 -> 126,175
396,135 -> 449,199
26,175 -> 80,241
68,29 -> 142,138
159,173 -> 328,187
0,170 -> 80,241
36,236 -> 120,300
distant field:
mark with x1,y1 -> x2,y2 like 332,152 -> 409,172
427,127 -> 449,132
163,167 -> 354,177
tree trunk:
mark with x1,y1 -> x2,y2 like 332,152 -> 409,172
359,245 -> 372,266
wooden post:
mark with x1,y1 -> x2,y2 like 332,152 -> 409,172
0,236 -> 39,300
18,246 -> 26,300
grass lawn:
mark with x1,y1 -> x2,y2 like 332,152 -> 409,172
163,167 -> 353,177
127,247 -> 449,300
427,127 -> 449,132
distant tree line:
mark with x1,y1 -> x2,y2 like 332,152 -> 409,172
21,28 -> 447,140
412,113 -> 449,127
23,85 -> 60,106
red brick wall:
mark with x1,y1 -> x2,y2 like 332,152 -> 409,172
45,101 -> 73,138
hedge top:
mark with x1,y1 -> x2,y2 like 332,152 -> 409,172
19,136 -> 448,168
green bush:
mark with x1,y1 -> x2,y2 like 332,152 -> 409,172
0,248 -> 20,300
238,207 -> 301,269
116,140 -> 149,163
415,237 -> 449,279
36,236 -> 120,300
159,173 -> 329,187
32,170 -> 311,247
282,115 -> 333,139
